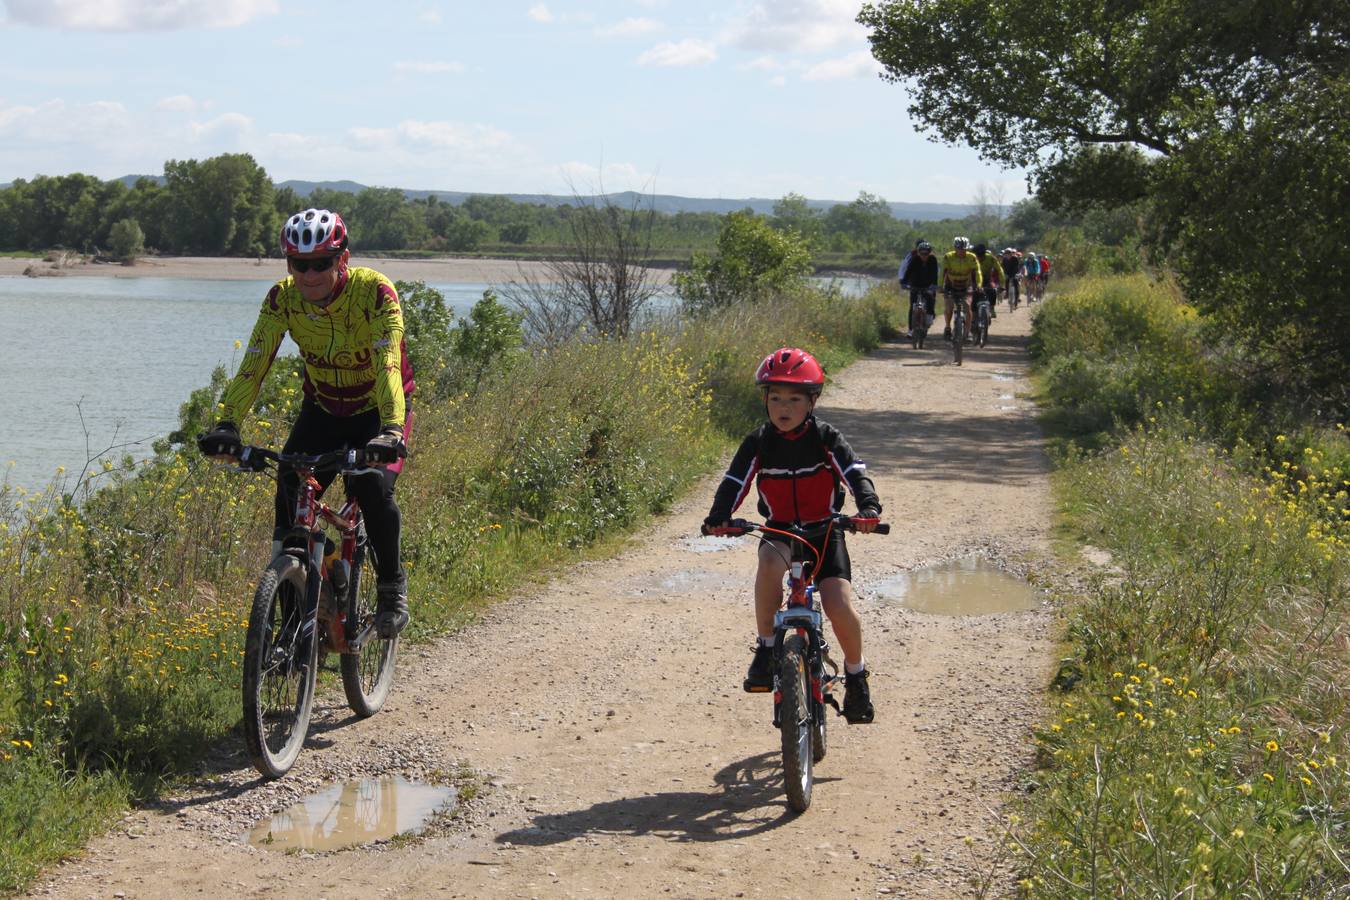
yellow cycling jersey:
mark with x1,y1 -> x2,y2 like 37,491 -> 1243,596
220,266 -> 413,428
974,252 -> 1001,287
941,250 -> 982,289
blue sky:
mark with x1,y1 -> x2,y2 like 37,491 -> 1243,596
0,0 -> 1027,205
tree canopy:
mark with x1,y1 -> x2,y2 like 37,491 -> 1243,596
860,0 -> 1350,413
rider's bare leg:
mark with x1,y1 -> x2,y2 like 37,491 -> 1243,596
819,576 -> 863,668
754,539 -> 790,639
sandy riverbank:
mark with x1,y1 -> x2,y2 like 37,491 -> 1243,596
0,255 -> 675,285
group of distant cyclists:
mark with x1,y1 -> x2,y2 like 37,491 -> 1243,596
897,237 -> 1051,342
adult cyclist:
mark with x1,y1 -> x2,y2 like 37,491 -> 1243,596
973,243 -> 1001,320
1000,247 -> 1022,307
940,236 -> 981,341
1023,252 -> 1042,303
197,208 -> 415,638
899,240 -> 938,338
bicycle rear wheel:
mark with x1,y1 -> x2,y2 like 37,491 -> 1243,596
779,634 -> 814,813
243,554 -> 317,778
340,541 -> 398,717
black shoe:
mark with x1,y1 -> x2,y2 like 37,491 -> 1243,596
743,644 -> 774,692
843,670 -> 874,724
375,576 -> 409,639
943,326 -> 952,341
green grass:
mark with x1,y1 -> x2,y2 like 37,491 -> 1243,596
0,281 -> 898,892
1018,276 -> 1350,897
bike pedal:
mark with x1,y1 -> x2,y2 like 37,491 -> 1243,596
744,684 -> 772,693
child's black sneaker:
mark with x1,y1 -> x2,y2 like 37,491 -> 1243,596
743,644 -> 774,692
843,669 -> 874,724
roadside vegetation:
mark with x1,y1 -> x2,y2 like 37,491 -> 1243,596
858,2 -> 1348,890
1018,276 -> 1348,897
0,272 -> 897,892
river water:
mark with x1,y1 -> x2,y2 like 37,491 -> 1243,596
0,273 -> 876,494
0,276 -> 496,494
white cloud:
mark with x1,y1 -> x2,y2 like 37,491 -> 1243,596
0,99 -> 132,143
596,17 -> 663,38
557,160 -> 655,193
348,120 -> 516,157
769,75 -> 787,88
730,0 -> 866,54
739,55 -> 781,72
418,8 -> 442,25
4,0 -> 278,31
527,3 -> 553,23
637,39 -> 717,67
392,61 -> 466,75
155,95 -> 199,113
802,50 -> 881,81
188,112 -> 252,141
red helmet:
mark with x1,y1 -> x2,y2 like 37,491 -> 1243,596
755,347 -> 824,394
280,208 -> 348,255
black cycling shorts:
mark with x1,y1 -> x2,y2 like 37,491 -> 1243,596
763,523 -> 852,583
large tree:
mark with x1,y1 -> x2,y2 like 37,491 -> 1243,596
860,0 -> 1350,411
859,0 -> 1347,197
162,153 -> 276,254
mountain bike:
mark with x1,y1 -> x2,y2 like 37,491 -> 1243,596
972,290 -> 994,348
908,287 -> 934,349
946,287 -> 968,365
710,514 -> 889,813
226,445 -> 400,778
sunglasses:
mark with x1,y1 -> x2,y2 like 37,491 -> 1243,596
288,255 -> 340,274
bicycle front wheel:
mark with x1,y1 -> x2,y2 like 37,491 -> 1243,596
953,316 -> 965,366
779,634 -> 814,813
340,541 -> 398,717
242,554 -> 317,778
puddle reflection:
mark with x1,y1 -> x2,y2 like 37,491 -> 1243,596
872,557 -> 1039,616
245,775 -> 455,851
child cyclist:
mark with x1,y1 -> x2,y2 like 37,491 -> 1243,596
702,347 -> 883,724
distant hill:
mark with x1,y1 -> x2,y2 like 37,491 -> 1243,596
276,180 -> 976,221
0,175 -> 975,220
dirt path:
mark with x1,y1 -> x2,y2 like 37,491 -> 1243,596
31,307 -> 1056,900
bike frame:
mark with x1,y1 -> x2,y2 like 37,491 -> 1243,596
237,446 -> 379,655
761,524 -> 836,728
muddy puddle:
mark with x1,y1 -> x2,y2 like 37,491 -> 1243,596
245,775 -> 455,851
871,557 -> 1039,615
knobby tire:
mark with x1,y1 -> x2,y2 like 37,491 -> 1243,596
811,657 -> 827,764
243,554 -> 317,779
779,634 -> 814,813
340,541 -> 398,717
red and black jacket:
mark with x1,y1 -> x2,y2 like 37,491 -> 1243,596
706,416 -> 881,528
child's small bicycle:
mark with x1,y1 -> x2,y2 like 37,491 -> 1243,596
710,514 -> 889,813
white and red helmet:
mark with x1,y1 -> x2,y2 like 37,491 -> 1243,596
280,208 -> 348,255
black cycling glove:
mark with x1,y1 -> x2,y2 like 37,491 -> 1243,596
197,421 -> 242,458
365,426 -> 407,464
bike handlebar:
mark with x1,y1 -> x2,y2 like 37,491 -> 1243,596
231,445 -> 385,475
708,515 -> 890,538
